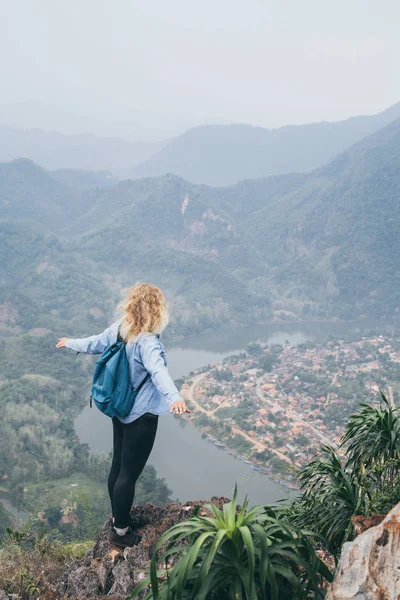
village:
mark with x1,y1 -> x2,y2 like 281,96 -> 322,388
180,334 -> 400,484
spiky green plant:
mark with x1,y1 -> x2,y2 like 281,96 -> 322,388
274,392 -> 400,557
130,486 -> 331,600
283,445 -> 370,555
340,390 -> 400,515
341,391 -> 400,469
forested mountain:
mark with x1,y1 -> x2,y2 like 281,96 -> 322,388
0,159 -> 85,231
2,118 -> 400,339
2,120 -> 395,322
3,102 -> 400,187
0,125 -> 164,177
132,102 -> 400,185
0,220 -> 113,334
51,168 -> 119,190
240,118 -> 400,319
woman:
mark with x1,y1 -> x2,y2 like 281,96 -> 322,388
56,283 -> 190,548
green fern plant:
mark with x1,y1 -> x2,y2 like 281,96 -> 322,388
130,486 -> 331,600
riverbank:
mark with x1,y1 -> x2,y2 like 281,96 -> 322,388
75,318 -> 399,505
179,331 -> 400,488
180,372 -> 297,488
165,315 -> 397,345
184,417 -> 296,492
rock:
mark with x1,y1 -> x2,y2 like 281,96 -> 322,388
58,497 -> 230,599
351,513 -> 386,537
315,547 -> 335,573
67,565 -> 104,599
326,501 -> 400,600
0,592 -> 19,600
97,562 -> 108,591
108,561 -> 134,596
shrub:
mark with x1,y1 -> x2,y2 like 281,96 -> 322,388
0,525 -> 92,597
274,392 -> 400,558
131,486 -> 331,599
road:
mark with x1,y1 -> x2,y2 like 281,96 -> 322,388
182,373 -> 291,464
183,372 -> 213,415
183,367 -> 339,459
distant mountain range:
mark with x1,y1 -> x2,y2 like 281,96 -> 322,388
0,125 -> 164,178
1,102 -> 400,186
1,116 -> 399,336
132,102 -> 400,185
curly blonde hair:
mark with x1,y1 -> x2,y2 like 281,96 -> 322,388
117,283 -> 169,342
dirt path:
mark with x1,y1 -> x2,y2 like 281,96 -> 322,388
182,372 -> 212,415
210,399 -> 231,414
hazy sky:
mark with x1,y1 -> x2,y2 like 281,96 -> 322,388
1,0 -> 399,140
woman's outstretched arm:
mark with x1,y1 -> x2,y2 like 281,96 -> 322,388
56,321 -> 119,354
140,335 -> 190,414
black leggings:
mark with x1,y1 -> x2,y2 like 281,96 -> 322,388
108,412 -> 158,528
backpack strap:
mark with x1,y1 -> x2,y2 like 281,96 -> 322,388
116,327 -> 150,391
135,371 -> 151,393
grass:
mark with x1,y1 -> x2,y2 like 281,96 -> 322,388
0,527 -> 93,597
23,471 -> 107,514
60,539 -> 93,559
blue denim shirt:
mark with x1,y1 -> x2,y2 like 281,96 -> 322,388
65,320 -> 182,423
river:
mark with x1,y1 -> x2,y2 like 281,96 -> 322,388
75,318 -> 398,505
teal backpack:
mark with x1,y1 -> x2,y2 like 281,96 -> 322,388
90,329 -> 150,418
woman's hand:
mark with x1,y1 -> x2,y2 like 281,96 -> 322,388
170,400 -> 191,415
56,338 -> 69,348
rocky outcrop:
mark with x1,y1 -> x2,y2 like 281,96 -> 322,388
54,497 -> 230,600
327,502 -> 400,600
351,513 -> 386,537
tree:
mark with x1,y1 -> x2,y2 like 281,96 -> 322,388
8,466 -> 27,508
274,435 -> 285,447
257,355 -> 274,372
214,368 -> 233,382
135,465 -> 172,505
43,506 -> 62,528
325,355 -> 336,369
246,342 -> 263,356
0,503 -> 12,540
296,434 -> 309,447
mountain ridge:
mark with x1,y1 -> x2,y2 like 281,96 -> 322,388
0,124 -> 165,178
1,116 -> 400,335
132,101 -> 400,185
2,101 -> 400,186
